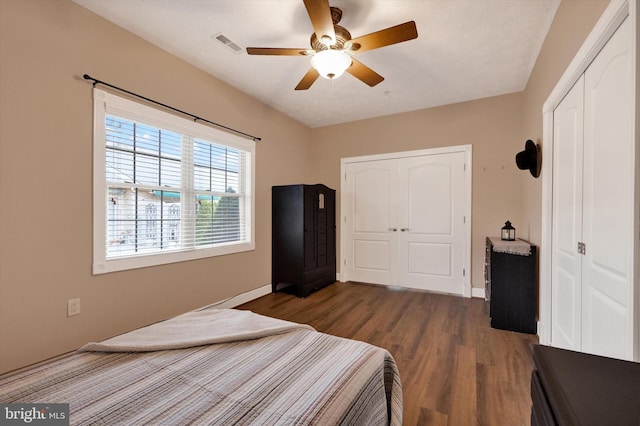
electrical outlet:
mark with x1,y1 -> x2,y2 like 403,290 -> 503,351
67,298 -> 81,317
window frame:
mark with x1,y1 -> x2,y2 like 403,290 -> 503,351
92,88 -> 255,274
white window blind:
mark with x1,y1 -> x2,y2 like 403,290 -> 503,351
93,89 -> 255,274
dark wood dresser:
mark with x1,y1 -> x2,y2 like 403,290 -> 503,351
531,344 -> 640,425
272,184 -> 336,297
485,237 -> 537,334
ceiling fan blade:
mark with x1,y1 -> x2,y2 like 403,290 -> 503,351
347,21 -> 418,53
346,58 -> 384,87
303,0 -> 336,45
246,47 -> 311,56
295,68 -> 320,90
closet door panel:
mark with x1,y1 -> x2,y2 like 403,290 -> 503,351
551,76 -> 584,351
344,161 -> 397,285
584,286 -> 629,358
407,162 -> 452,235
344,150 -> 468,295
554,269 -> 581,347
582,18 -> 633,359
399,152 -> 465,295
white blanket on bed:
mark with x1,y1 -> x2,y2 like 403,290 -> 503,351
79,309 -> 314,352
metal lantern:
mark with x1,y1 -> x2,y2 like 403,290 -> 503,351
501,220 -> 516,241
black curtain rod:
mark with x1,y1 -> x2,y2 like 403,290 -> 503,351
83,74 -> 261,142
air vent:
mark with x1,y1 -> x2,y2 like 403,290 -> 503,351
213,32 -> 243,54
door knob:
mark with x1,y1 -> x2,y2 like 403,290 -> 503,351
388,228 -> 398,232
401,228 -> 410,232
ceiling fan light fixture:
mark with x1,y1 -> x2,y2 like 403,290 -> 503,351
311,49 -> 352,80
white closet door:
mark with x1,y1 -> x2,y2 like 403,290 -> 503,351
397,152 -> 466,295
581,18 -> 633,359
551,76 -> 584,352
344,151 -> 467,295
344,160 -> 398,285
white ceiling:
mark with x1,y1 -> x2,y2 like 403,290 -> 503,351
73,0 -> 560,128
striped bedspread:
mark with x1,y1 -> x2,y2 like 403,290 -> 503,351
0,311 -> 402,425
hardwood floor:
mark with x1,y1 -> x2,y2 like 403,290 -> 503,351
237,282 -> 538,426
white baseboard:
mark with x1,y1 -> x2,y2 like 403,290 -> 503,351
471,287 -> 486,299
336,278 -> 485,299
228,280 -> 485,301
537,321 -> 545,341
200,284 -> 271,310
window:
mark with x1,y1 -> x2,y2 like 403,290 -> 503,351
93,89 -> 254,274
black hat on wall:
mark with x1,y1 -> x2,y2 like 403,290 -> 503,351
516,139 -> 541,178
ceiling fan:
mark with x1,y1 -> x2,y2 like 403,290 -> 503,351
246,0 -> 418,90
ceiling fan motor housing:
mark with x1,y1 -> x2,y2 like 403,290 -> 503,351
311,23 -> 351,51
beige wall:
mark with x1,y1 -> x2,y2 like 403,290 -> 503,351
519,0 -> 610,246
309,93 -> 525,290
0,0 -> 612,374
0,0 -> 313,373
308,0 -> 611,290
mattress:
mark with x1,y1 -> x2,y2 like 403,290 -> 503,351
0,309 -> 402,425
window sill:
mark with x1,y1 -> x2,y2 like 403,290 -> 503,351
93,242 -> 255,274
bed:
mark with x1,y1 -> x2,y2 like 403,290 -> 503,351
0,309 -> 402,425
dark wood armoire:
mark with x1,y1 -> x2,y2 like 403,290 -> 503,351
272,184 -> 336,297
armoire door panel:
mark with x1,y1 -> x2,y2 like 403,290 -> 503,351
581,17 -> 632,359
